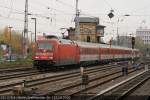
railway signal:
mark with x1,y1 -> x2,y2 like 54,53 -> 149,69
80,67 -> 89,85
109,39 -> 112,48
80,67 -> 89,98
131,37 -> 135,49
108,9 -> 114,19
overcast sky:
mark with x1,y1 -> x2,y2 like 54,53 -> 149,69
0,0 -> 150,41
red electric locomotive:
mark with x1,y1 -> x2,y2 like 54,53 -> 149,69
32,36 -> 80,70
32,35 -> 140,70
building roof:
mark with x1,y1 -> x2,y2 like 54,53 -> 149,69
77,17 -> 99,24
96,25 -> 106,28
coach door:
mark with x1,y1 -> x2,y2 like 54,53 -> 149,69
75,43 -> 80,64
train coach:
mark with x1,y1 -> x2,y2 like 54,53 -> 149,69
32,36 -> 140,70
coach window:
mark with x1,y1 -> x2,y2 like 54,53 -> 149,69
83,48 -> 85,54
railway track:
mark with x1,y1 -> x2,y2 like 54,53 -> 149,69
0,63 -> 118,80
0,67 -> 33,73
0,70 -> 39,80
0,63 -> 123,95
14,65 -> 143,96
122,78 -> 150,100
89,69 -> 150,100
0,60 -> 145,96
46,67 -> 141,96
0,63 -> 106,81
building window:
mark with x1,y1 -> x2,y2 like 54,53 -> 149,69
87,36 -> 91,42
80,28 -> 83,33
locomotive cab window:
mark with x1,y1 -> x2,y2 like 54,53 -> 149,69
37,42 -> 53,50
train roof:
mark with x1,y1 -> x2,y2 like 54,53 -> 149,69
37,37 -> 139,51
59,39 -> 138,51
76,40 -> 130,50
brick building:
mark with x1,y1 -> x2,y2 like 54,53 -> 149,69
67,17 -> 105,43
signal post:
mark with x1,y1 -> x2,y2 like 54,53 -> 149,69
80,67 -> 89,100
131,37 -> 135,64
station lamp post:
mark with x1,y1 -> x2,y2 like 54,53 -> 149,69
116,14 -> 130,45
130,34 -> 135,64
28,31 -> 33,43
31,32 -> 34,43
8,26 -> 13,61
31,18 -> 37,42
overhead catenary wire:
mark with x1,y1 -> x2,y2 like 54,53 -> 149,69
53,0 -> 117,27
0,4 -> 65,19
31,0 -> 74,15
55,0 -> 74,8
0,0 -> 105,29
0,15 -> 65,30
30,0 -> 75,26
102,0 -> 123,18
0,0 -> 74,19
56,0 -> 95,17
129,3 -> 150,15
0,0 -> 108,22
103,0 -> 113,10
1,0 -> 150,35
1,0 -> 150,18
7,0 -> 14,17
0,4 -> 24,14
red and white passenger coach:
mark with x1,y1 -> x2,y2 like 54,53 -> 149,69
32,36 -> 140,70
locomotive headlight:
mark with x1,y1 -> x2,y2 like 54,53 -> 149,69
35,56 -> 39,59
49,57 -> 53,59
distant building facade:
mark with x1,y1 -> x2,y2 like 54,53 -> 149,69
68,17 -> 105,43
136,28 -> 150,44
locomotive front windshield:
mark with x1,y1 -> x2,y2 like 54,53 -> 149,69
37,42 -> 53,50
